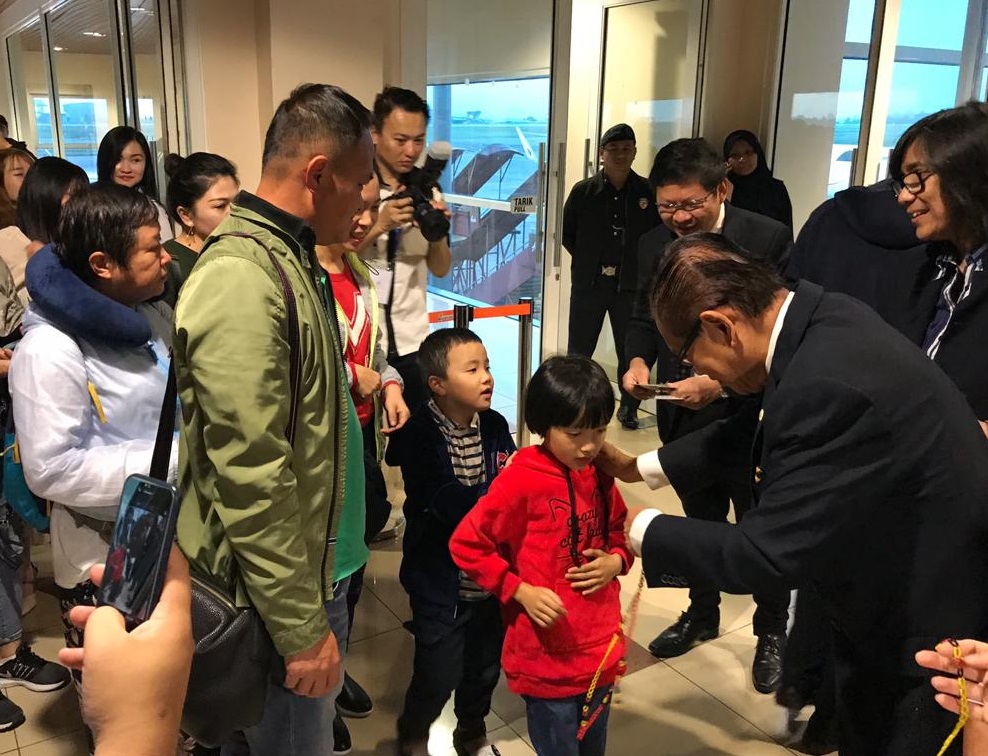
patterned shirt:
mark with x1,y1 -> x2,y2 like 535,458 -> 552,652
923,244 -> 987,359
428,399 -> 489,600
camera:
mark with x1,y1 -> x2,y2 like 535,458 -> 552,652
389,141 -> 452,242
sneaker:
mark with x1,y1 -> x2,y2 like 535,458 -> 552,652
0,692 -> 24,731
0,644 -> 72,692
333,713 -> 352,755
453,739 -> 501,756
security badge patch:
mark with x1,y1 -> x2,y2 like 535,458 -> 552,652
639,197 -> 648,210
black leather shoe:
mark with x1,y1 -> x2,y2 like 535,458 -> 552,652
617,405 -> 639,430
333,713 -> 352,755
337,672 -> 373,718
752,633 -> 786,694
647,612 -> 719,658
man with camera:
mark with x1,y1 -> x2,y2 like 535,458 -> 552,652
361,87 -> 452,411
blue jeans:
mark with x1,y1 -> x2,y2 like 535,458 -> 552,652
524,685 -> 612,756
222,577 -> 351,756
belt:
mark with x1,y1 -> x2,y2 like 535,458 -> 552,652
600,266 -> 619,277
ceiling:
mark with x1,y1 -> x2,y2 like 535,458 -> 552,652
8,0 -> 160,56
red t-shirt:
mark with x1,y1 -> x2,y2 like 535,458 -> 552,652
330,263 -> 374,426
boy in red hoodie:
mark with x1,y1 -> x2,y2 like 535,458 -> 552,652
450,355 -> 633,756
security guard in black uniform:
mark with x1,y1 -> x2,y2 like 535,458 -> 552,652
562,123 -> 658,429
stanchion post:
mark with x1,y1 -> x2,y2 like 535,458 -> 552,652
516,297 -> 534,447
453,304 -> 471,329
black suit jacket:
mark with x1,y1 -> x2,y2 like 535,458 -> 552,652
561,170 -> 658,292
643,281 -> 988,753
627,204 -> 793,368
626,204 -> 792,443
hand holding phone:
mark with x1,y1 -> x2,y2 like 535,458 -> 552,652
97,474 -> 180,627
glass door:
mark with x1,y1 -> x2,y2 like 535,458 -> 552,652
572,0 -> 704,412
425,0 -> 554,427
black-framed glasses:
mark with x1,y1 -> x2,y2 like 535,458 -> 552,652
676,319 -> 702,364
890,170 -> 935,197
658,190 -> 716,215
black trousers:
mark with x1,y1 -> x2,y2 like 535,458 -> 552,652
679,480 -> 790,637
832,629 -> 961,756
397,597 -> 503,745
567,278 -> 638,410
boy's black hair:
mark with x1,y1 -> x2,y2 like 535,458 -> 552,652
418,327 -> 484,383
524,355 -> 615,435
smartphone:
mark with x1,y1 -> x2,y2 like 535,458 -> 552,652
97,474 -> 180,626
638,383 -> 678,395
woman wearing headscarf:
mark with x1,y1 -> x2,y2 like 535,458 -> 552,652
723,129 -> 793,228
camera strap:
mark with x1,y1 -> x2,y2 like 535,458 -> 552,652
384,228 -> 401,362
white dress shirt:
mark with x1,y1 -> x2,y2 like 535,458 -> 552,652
629,290 -> 796,556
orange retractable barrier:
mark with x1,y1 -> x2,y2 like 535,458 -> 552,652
428,302 -> 532,324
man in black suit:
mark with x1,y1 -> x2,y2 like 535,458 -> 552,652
601,233 -> 988,756
623,138 -> 792,692
562,123 -> 659,429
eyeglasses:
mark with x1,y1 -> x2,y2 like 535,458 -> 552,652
727,149 -> 756,163
657,190 -> 716,215
675,319 -> 702,364
890,170 -> 935,197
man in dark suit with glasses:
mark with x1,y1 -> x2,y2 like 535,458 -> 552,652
623,138 -> 792,694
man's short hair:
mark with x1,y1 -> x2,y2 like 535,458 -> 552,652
56,183 -> 158,284
650,232 -> 785,340
418,327 -> 483,382
261,83 -> 371,169
0,115 -> 8,137
372,87 -> 429,132
648,138 -> 727,193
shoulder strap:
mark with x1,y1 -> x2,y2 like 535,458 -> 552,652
148,240 -> 302,481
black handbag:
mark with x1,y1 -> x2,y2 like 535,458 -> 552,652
153,248 -> 302,747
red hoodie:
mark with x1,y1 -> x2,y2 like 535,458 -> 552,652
449,445 -> 634,699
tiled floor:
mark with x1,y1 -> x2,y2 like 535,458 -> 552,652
11,414 -> 821,755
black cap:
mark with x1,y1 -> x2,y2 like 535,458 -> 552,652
601,123 -> 635,147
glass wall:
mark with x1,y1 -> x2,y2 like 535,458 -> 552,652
5,0 -> 180,186
775,0 -> 988,230
5,19 -> 53,156
47,0 -> 120,179
424,0 -> 554,424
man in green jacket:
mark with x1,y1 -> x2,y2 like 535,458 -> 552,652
174,83 -> 374,755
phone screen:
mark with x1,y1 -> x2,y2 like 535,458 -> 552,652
97,474 -> 180,625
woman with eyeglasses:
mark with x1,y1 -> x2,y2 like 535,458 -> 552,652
890,100 -> 988,432
723,130 -> 792,229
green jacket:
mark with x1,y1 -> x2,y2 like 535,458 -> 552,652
174,202 -> 352,657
